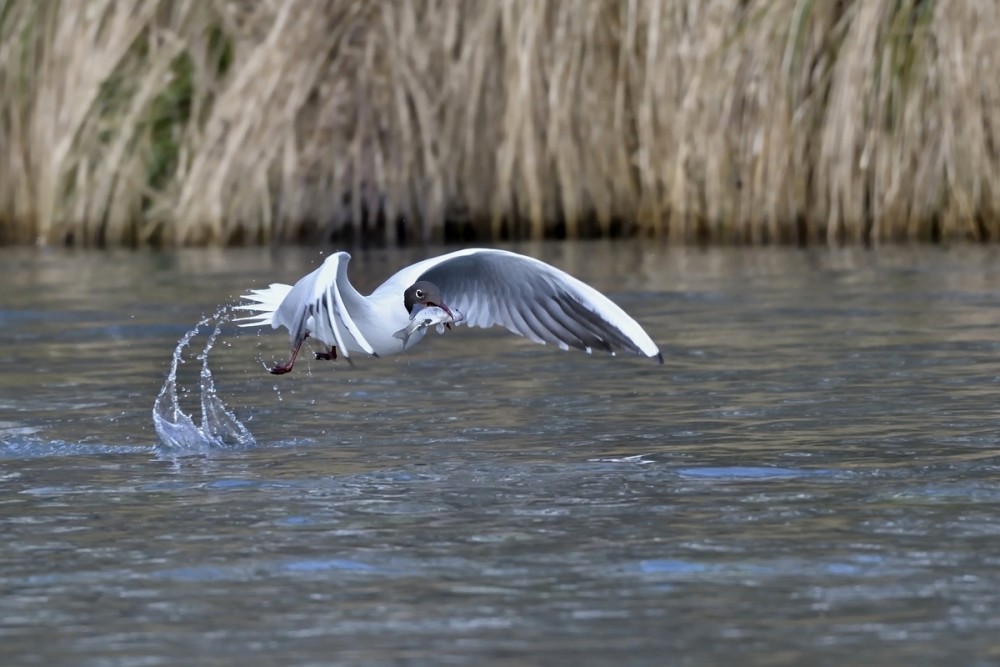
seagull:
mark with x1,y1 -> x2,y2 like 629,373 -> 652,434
235,248 -> 662,374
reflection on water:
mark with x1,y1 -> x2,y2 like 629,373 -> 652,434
2,243 -> 1000,666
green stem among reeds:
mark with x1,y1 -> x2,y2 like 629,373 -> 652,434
0,0 -> 996,247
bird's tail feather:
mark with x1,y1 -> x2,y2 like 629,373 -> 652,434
233,284 -> 293,328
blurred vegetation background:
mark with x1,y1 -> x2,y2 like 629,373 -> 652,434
0,0 -> 996,247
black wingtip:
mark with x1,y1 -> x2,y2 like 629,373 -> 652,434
654,352 -> 664,364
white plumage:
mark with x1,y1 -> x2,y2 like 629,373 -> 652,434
235,248 -> 662,374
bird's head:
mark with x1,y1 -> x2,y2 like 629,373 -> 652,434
403,280 -> 452,317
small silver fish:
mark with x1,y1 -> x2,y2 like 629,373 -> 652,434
393,306 -> 464,349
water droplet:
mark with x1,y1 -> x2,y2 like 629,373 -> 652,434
152,305 -> 256,451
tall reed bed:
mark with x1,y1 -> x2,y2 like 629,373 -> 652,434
0,0 -> 997,246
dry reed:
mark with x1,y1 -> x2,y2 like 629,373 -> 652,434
0,0 -> 998,246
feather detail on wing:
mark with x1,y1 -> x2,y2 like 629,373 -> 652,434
414,250 -> 662,362
234,283 -> 292,327
234,252 -> 376,358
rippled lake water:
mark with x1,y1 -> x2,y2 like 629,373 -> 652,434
2,242 -> 1000,666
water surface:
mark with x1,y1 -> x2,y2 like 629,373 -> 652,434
2,243 -> 1000,666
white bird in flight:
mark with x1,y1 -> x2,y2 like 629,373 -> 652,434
235,248 -> 662,374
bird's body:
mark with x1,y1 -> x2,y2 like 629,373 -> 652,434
235,248 -> 661,373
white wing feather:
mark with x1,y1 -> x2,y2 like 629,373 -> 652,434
389,249 -> 662,361
234,253 -> 375,358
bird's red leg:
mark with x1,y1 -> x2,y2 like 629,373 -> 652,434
270,336 -> 305,375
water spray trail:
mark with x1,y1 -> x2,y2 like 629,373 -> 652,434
198,313 -> 256,446
152,306 -> 256,450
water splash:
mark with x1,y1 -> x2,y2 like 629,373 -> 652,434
152,307 -> 256,450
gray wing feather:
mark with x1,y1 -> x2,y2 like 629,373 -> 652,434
416,251 -> 659,359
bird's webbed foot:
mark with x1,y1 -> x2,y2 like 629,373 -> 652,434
314,346 -> 338,361
269,336 -> 305,375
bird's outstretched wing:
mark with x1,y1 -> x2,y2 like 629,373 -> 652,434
392,249 -> 662,362
234,252 -> 375,359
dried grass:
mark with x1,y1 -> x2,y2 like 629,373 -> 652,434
0,0 -> 998,246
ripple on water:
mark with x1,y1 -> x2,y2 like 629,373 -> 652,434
0,435 -> 152,459
675,466 -> 834,479
150,557 -> 384,583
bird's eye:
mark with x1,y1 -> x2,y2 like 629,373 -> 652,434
414,289 -> 425,299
